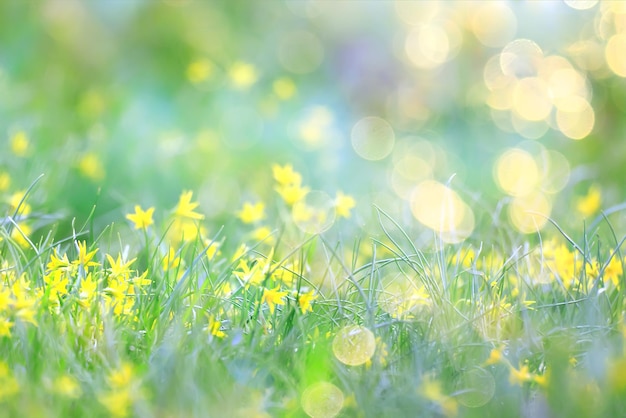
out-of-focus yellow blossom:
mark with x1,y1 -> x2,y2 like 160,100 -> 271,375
8,190 -> 32,217
207,315 -> 225,338
0,361 -> 20,401
272,164 -> 302,186
418,375 -> 458,418
50,375 -> 82,398
602,255 -> 624,287
0,317 -> 13,337
237,201 -> 265,224
0,172 -> 10,191
509,364 -> 533,386
204,239 -> 222,261
229,61 -> 258,89
262,286 -> 288,315
276,183 -> 309,206
126,205 -> 154,230
10,131 -> 29,157
484,346 -> 505,366
233,259 -> 265,287
78,152 -> 106,181
334,191 -> 355,219
576,185 -> 601,217
186,58 -> 214,84
251,226 -> 274,245
273,77 -> 296,100
162,247 -> 182,272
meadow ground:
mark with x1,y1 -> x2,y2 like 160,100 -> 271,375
2,1 -> 626,417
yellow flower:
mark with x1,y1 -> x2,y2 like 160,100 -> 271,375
276,183 -> 309,206
186,58 -> 213,84
204,239 -> 222,261
251,226 -> 274,245
162,247 -> 182,272
484,347 -> 504,366
509,364 -> 533,386
576,185 -> 601,217
9,190 -> 32,217
0,361 -> 20,400
229,61 -> 258,89
272,164 -> 302,186
72,241 -> 100,269
0,318 -> 13,337
10,131 -> 29,157
106,254 -> 137,280
207,315 -> 225,338
52,375 -> 82,398
98,389 -> 132,418
334,191 -> 356,219
298,289 -> 318,314
126,205 -> 154,230
262,286 -> 288,315
173,190 -> 204,220
237,201 -> 265,224
78,152 -> 106,181
602,255 -> 623,287
273,77 -> 296,100
0,172 -> 10,191
233,259 -> 265,287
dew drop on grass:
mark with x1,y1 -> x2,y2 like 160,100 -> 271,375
454,367 -> 495,408
332,325 -> 376,366
301,381 -> 344,418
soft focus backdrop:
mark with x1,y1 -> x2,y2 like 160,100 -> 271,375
1,0 -> 625,247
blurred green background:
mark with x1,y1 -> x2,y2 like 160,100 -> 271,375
1,0 -> 625,243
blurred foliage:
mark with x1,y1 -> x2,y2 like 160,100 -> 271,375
0,0 -> 625,243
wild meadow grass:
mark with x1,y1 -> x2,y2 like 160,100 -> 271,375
2,164 -> 626,418
2,1 -> 626,417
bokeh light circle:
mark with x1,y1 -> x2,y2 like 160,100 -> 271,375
332,325 -> 376,366
351,116 -> 395,161
301,382 -> 344,418
455,367 -> 495,408
292,190 -> 336,234
605,34 -> 626,77
471,2 -> 517,48
508,192 -> 552,233
494,148 -> 539,197
500,39 -> 543,78
405,24 -> 450,69
556,97 -> 595,140
410,180 -> 475,243
512,77 -> 552,121
564,0 -> 598,10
